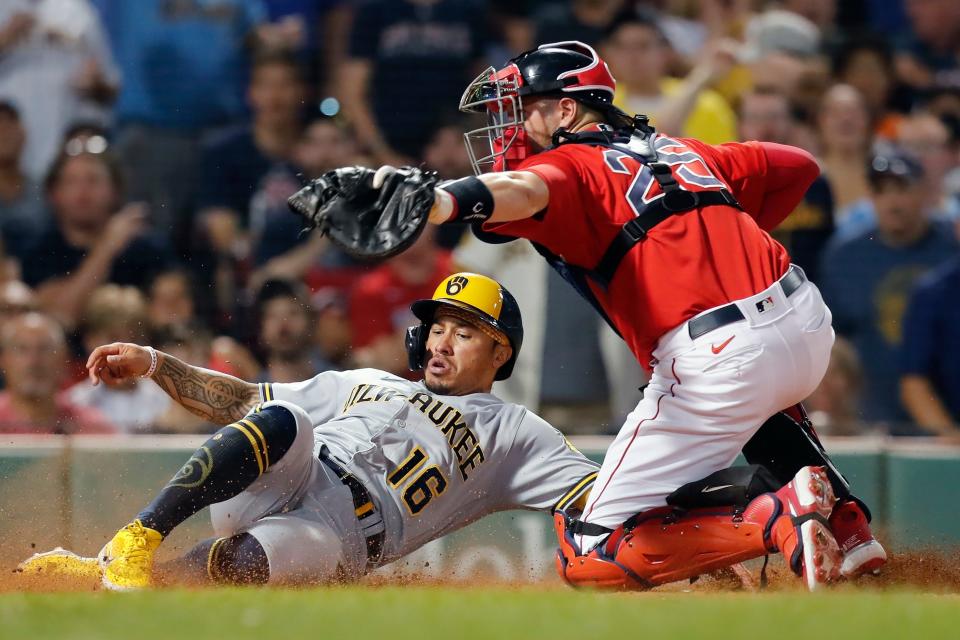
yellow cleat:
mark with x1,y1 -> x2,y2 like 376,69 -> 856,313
18,547 -> 101,580
99,520 -> 163,591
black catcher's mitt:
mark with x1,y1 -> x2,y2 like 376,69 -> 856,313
287,165 -> 439,260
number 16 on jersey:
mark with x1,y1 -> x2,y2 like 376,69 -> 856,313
387,446 -> 448,515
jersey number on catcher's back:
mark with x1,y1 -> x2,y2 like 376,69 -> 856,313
603,136 -> 726,212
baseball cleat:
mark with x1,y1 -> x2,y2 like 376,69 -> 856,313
99,520 -> 163,591
840,539 -> 887,578
797,518 -> 843,591
773,466 -> 842,591
18,547 -> 101,579
829,500 -> 887,578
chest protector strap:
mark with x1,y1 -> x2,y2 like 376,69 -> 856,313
552,127 -> 744,288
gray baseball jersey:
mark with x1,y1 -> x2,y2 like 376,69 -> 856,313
258,369 -> 598,564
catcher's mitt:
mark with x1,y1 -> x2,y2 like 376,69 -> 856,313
287,165 -> 439,260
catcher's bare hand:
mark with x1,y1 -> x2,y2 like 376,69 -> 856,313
86,342 -> 153,386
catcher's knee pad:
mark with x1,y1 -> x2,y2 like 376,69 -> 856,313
554,505 -> 777,590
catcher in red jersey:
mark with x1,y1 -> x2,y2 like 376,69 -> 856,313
407,40 -> 887,591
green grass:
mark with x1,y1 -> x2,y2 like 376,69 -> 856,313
1,587 -> 959,640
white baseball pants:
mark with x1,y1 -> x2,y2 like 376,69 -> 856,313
578,267 -> 834,549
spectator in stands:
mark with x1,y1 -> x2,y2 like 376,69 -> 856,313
533,0 -> 626,46
830,34 -> 902,140
819,148 -> 958,429
149,322 -> 217,434
839,112 -> 959,240
423,119 -> 474,182
0,278 -> 35,389
895,0 -> 960,93
247,116 -> 365,291
255,278 -> 334,383
94,0 -> 269,239
349,228 -> 452,377
68,285 -> 171,433
0,312 -> 115,434
896,112 -> 959,221
805,337 -> 868,436
296,117 -> 362,180
0,1 -> 118,181
0,279 -> 35,329
196,50 -> 306,324
198,50 -> 306,260
339,0 -> 489,166
899,255 -> 960,437
20,149 -> 175,330
259,0 -> 351,90
738,9 -> 827,121
0,102 -> 46,252
738,88 -> 834,283
146,268 -> 197,333
604,8 -> 737,144
817,84 -> 873,230
312,288 -> 352,371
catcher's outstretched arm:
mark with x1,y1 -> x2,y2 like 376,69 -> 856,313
430,171 -> 548,225
87,342 -> 260,425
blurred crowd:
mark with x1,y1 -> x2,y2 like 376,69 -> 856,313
1,0 -> 959,438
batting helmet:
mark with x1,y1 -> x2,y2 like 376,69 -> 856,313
459,41 -> 628,173
406,272 -> 523,381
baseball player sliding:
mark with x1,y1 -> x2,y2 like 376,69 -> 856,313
284,41 -> 886,591
20,273 -> 599,589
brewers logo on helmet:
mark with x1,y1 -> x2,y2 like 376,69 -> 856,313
406,273 -> 523,381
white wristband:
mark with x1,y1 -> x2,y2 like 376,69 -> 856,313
142,346 -> 158,378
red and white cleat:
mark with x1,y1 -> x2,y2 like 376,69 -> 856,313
829,500 -> 888,578
773,466 -> 843,591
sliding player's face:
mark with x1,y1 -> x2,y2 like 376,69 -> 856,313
423,315 -> 510,396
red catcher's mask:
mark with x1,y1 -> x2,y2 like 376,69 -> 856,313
459,41 -> 619,174
460,64 -> 532,174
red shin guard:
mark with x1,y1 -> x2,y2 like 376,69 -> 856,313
554,503 -> 778,590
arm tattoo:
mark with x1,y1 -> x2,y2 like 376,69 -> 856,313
151,353 -> 259,425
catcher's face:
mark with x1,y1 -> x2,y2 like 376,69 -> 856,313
423,316 -> 511,396
522,97 -> 586,149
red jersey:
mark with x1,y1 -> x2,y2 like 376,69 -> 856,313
485,135 -> 819,369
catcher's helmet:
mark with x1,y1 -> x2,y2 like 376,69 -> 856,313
406,272 -> 523,381
460,41 -> 622,174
